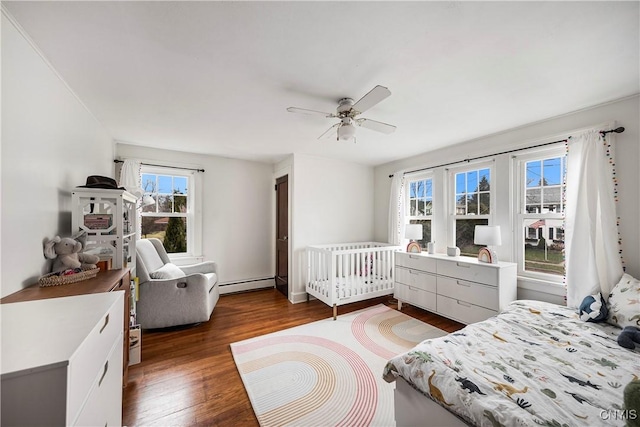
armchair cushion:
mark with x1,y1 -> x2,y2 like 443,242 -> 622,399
150,263 -> 186,280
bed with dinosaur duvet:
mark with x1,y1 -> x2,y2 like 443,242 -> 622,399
383,284 -> 640,426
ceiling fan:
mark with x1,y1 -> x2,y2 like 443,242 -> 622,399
287,85 -> 396,142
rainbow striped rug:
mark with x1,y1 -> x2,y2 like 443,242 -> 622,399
230,304 -> 447,426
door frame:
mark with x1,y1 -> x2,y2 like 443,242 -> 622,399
274,167 -> 292,302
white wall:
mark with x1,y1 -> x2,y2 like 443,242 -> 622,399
374,95 -> 640,303
1,13 -> 114,297
116,143 -> 274,288
289,154 -> 374,302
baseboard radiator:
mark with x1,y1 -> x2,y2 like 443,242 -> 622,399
219,277 -> 275,294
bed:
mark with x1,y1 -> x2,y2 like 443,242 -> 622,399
306,242 -> 401,319
383,299 -> 640,426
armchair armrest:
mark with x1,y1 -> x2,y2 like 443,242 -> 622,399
179,261 -> 217,276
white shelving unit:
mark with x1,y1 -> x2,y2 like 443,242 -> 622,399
71,188 -> 138,273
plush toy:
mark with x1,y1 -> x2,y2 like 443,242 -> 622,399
618,326 -> 640,350
43,231 -> 100,273
579,292 -> 608,322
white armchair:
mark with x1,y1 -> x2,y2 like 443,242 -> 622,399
135,238 -> 219,329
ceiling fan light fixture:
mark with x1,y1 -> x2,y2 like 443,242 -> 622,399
338,121 -> 356,141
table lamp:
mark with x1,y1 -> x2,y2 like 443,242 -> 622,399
405,224 -> 423,253
474,225 -> 501,263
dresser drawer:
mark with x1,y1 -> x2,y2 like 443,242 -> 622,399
436,259 -> 498,286
395,283 -> 436,312
437,295 -> 497,324
395,253 -> 437,272
437,276 -> 498,310
73,337 -> 123,427
396,267 -> 437,293
67,297 -> 123,421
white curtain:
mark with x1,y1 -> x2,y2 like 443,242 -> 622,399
118,159 -> 143,198
388,170 -> 406,245
564,129 -> 623,308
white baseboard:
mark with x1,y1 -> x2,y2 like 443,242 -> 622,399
290,290 -> 309,304
219,277 -> 274,295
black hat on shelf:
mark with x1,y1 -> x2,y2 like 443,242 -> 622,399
78,175 -> 125,190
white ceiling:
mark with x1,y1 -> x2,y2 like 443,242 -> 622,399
4,1 -> 639,166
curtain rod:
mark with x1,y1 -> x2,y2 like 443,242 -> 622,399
388,126 -> 625,178
114,159 -> 205,173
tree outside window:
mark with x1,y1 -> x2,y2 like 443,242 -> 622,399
407,176 -> 433,248
453,167 -> 491,255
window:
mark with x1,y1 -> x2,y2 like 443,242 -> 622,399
450,164 -> 492,256
515,149 -> 566,279
140,168 -> 193,254
406,175 -> 433,249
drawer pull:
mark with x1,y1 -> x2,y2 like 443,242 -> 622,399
456,262 -> 471,268
457,300 -> 471,308
409,255 -> 420,259
99,314 -> 109,334
98,361 -> 109,387
456,281 -> 471,287
409,270 -> 420,275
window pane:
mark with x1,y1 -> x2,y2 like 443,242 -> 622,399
409,219 -> 431,249
479,169 -> 490,191
456,195 -> 467,215
157,195 -> 172,213
526,188 -> 541,213
174,176 -> 188,194
410,200 -> 417,216
456,173 -> 465,194
542,187 -> 561,212
467,171 -> 478,192
417,180 -> 424,198
158,175 -> 172,193
523,219 -> 564,276
141,217 -> 187,254
174,195 -> 187,213
410,182 -> 416,198
425,180 -> 432,198
456,218 -> 488,256
479,193 -> 490,214
141,174 -> 157,192
423,200 -> 432,216
543,158 -> 562,186
526,161 -> 542,188
467,194 -> 477,215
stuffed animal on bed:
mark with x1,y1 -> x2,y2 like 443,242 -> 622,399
43,231 -> 100,273
617,326 -> 640,350
579,292 -> 608,322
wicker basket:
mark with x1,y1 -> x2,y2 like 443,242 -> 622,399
38,266 -> 100,287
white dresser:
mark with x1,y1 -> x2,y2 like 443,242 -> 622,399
1,292 -> 124,426
394,252 -> 517,324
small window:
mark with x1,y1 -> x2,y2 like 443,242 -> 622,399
140,169 -> 192,254
450,165 -> 492,256
406,175 -> 433,249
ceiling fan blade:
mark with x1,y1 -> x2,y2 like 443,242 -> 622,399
287,107 -> 335,118
356,118 -> 397,134
351,85 -> 391,114
318,123 -> 340,140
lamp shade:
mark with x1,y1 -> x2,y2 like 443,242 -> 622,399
141,195 -> 155,207
474,225 -> 502,246
405,224 -> 423,240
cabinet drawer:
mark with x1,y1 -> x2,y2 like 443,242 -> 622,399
73,337 -> 123,427
437,295 -> 497,324
68,298 -> 123,421
395,283 -> 436,312
396,253 -> 437,272
437,259 -> 498,286
437,276 -> 498,311
396,267 -> 436,293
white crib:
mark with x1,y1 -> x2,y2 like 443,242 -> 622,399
306,242 -> 402,319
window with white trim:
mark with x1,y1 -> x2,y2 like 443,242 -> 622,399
515,148 -> 566,280
450,163 -> 492,256
406,174 -> 433,249
140,168 -> 194,255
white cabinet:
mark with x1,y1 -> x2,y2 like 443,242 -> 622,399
394,252 -> 517,324
1,292 -> 124,426
72,188 -> 137,272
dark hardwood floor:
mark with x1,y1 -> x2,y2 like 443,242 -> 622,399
123,288 -> 464,426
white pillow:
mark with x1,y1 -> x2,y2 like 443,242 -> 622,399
607,273 -> 640,328
149,263 -> 186,280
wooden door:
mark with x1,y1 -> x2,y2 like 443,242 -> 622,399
275,175 -> 288,297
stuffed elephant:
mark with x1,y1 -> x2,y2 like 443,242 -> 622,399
43,232 -> 100,273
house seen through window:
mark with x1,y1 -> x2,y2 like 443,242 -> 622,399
140,170 -> 191,254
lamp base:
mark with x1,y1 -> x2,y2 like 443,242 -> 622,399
407,241 -> 421,253
477,247 -> 498,263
